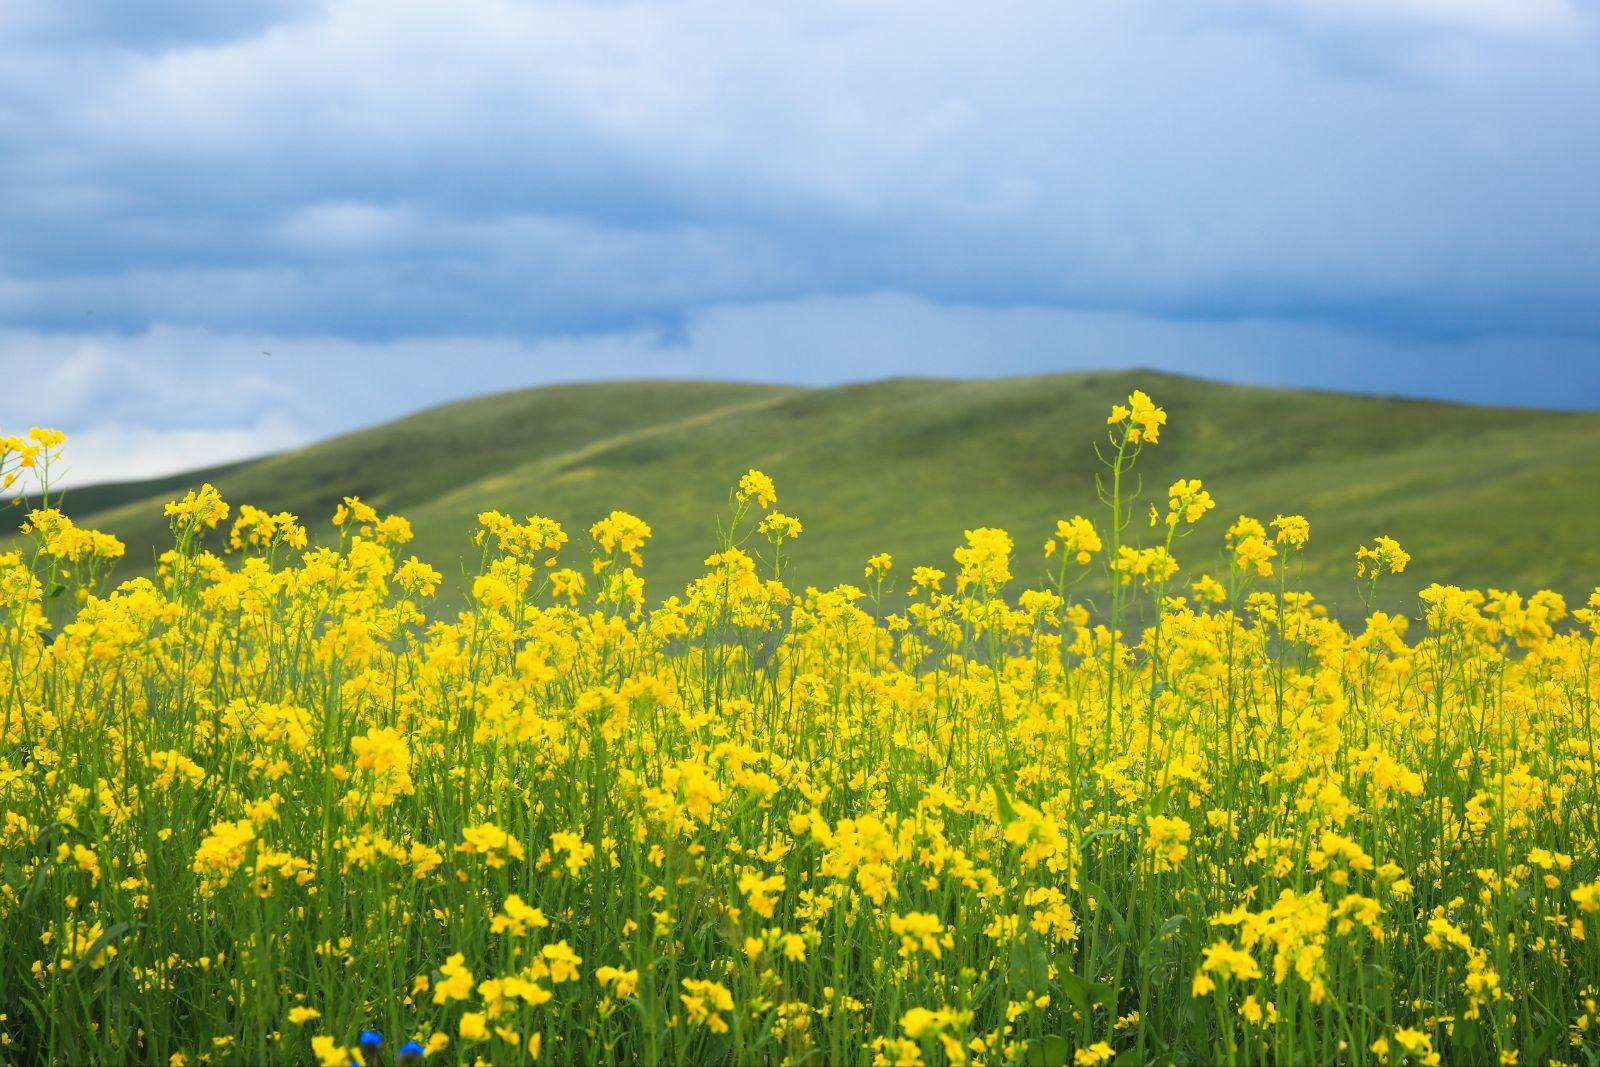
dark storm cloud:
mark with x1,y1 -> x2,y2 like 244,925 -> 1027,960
2,1 -> 1598,482
2,0 -> 1598,340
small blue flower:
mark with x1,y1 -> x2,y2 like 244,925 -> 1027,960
397,1038 -> 425,1065
359,1029 -> 383,1049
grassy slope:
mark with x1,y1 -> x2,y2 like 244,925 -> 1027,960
11,370 -> 1599,618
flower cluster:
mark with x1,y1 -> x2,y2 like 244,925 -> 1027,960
2,400 -> 1597,1067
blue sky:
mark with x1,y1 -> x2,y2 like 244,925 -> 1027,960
1,0 -> 1598,485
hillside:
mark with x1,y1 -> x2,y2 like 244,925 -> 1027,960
10,370 -> 1600,618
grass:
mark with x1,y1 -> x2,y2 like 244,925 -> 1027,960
11,369 -> 1600,619
3,384 -> 1597,1066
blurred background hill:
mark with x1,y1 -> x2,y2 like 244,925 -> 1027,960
10,370 -> 1598,620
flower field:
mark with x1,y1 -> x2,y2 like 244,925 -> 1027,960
2,392 -> 1598,1066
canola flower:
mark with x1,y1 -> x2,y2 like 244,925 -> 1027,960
2,395 -> 1599,1066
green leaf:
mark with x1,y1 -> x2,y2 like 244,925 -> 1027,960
71,920 -> 138,977
1449,1014 -> 1481,1051
1144,785 -> 1172,816
1022,1035 -> 1073,1067
1056,967 -> 1094,1014
1082,881 -> 1130,941
1139,915 -> 1185,970
1523,1020 -> 1555,1062
20,859 -> 55,915
1008,931 -> 1051,997
992,778 -> 1018,826
45,582 -> 66,599
1055,964 -> 1114,1016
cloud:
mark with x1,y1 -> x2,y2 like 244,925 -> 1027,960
1266,0 -> 1584,35
41,417 -> 306,490
0,331 -> 310,489
0,0 -> 318,49
0,330 -> 293,428
1,1 -> 1596,494
0,0 -> 1595,352
5,296 -> 1596,486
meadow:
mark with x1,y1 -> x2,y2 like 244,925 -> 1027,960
21,370 -> 1600,622
2,388 -> 1599,1066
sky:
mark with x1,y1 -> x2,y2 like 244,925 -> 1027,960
1,0 -> 1598,486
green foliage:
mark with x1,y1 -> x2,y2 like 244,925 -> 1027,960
16,370 -> 1600,618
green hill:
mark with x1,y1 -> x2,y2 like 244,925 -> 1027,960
9,370 -> 1599,619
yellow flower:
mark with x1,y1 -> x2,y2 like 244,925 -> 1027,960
889,911 -> 950,959
596,965 -> 639,998
1074,1042 -> 1115,1066
1393,1028 -> 1433,1055
311,1036 -> 361,1067
541,940 -> 583,983
229,505 -> 307,551
1356,535 -> 1411,578
1047,516 -> 1102,563
591,510 -> 652,566
737,469 -> 777,509
738,870 -> 786,919
1168,480 -> 1215,525
331,495 -> 378,528
351,726 -> 410,777
192,819 -> 256,891
456,822 -> 525,867
164,484 -> 230,529
1113,545 -> 1179,586
899,1006 -> 967,1040
1232,534 -> 1276,578
1108,390 -> 1167,444
954,527 -> 1013,591
28,426 -> 67,449
491,894 -> 550,936
1199,939 -> 1261,982
1144,815 -> 1192,868
681,978 -> 735,1033
758,512 -> 803,541
395,556 -> 442,597
433,953 -> 474,1004
1271,514 -> 1310,548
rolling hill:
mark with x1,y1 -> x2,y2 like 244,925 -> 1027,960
9,370 -> 1600,619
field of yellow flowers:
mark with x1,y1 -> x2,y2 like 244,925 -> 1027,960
2,392 -> 1598,1067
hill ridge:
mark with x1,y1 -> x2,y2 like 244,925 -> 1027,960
9,369 -> 1598,618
